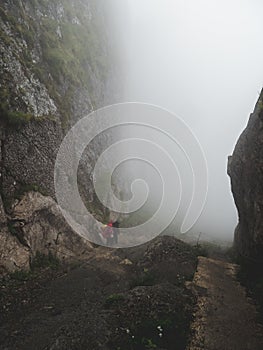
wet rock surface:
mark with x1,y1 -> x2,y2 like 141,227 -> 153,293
0,191 -> 95,273
228,89 -> 263,260
0,1 -> 124,272
0,0 -> 121,208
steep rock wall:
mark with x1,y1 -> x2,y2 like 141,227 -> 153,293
0,0 -> 123,272
228,89 -> 263,260
0,0 -> 120,206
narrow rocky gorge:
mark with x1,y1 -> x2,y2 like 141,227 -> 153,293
0,1 -> 263,350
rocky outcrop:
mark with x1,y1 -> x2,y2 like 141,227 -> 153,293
0,194 -> 30,273
228,89 -> 263,260
1,118 -> 62,202
0,191 -> 94,273
0,228 -> 30,273
0,1 -> 123,272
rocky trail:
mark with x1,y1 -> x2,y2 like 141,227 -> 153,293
1,239 -> 263,350
0,236 -> 198,350
187,256 -> 263,350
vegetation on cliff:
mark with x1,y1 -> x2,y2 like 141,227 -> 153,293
0,0 -> 111,127
0,0 -> 118,217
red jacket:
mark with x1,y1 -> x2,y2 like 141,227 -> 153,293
102,224 -> 113,238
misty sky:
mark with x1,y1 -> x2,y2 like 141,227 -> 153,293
114,0 -> 263,241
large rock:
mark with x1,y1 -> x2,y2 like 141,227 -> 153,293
12,191 -> 94,260
228,89 -> 263,259
1,119 -> 63,201
0,227 -> 30,273
0,191 -> 95,273
0,196 -> 30,274
0,194 -> 30,272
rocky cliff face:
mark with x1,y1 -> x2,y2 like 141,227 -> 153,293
0,0 -> 122,272
0,0 -> 120,203
228,89 -> 263,260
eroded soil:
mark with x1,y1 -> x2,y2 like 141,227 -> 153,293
187,257 -> 263,350
0,236 -> 197,350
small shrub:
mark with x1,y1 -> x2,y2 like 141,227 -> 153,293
10,270 -> 32,281
258,99 -> 263,110
118,314 -> 186,350
0,192 -> 12,213
30,251 -> 59,270
258,99 -> 263,119
14,184 -> 47,200
0,105 -> 33,127
142,338 -> 157,349
7,110 -> 32,125
130,271 -> 156,289
193,244 -> 209,257
104,293 -> 125,308
7,221 -> 17,236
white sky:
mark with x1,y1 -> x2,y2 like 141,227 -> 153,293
116,0 -> 263,240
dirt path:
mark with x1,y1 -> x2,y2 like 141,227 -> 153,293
0,249 -> 131,350
187,257 -> 263,350
0,237 -> 198,350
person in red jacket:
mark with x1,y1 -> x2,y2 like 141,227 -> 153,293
101,221 -> 114,246
112,221 -> 120,245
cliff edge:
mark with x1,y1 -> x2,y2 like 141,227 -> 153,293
228,88 -> 263,261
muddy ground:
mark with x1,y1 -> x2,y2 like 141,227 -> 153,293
187,256 -> 263,350
0,236 -> 198,350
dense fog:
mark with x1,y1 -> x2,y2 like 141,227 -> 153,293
109,0 -> 263,242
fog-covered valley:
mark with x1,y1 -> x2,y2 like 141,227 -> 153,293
112,0 -> 263,242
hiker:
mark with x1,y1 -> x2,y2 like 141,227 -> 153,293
101,221 -> 114,246
112,221 -> 120,245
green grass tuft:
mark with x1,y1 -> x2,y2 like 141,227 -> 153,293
30,251 -> 60,270
130,271 -> 156,289
104,293 -> 125,308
